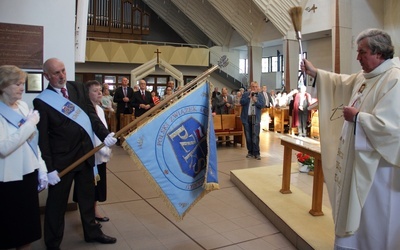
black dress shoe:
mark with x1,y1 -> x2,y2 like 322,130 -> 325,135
85,233 -> 117,244
95,216 -> 110,222
95,221 -> 102,228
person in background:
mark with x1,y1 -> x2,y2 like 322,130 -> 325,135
167,80 -> 175,92
211,87 -> 220,113
216,87 -> 233,114
33,58 -> 117,249
277,90 -> 289,107
132,79 -> 155,117
113,77 -> 134,134
132,84 -> 139,92
216,87 -> 234,146
234,90 -> 242,106
270,90 -> 276,107
162,86 -> 175,106
211,86 -> 220,99
103,83 -> 114,96
230,89 -> 236,103
162,86 -> 174,100
101,85 -> 114,112
261,85 -> 273,132
301,28 -> 400,249
240,81 -> 265,160
288,88 -> 297,134
292,85 -> 312,137
84,80 -> 112,225
0,65 -> 48,250
261,85 -> 273,108
151,90 -> 160,105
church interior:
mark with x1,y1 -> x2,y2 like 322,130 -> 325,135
1,0 -> 400,249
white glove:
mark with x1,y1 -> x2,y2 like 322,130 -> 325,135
26,109 -> 40,125
104,132 -> 117,147
38,170 -> 48,191
47,170 -> 61,185
99,146 -> 112,162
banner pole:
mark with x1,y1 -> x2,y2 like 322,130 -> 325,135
58,56 -> 229,178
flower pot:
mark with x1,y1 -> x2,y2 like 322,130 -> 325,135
298,162 -> 311,173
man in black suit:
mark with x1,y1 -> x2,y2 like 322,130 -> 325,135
33,58 -> 117,249
132,79 -> 155,117
113,77 -> 134,131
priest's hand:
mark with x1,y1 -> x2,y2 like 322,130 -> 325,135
301,59 -> 317,78
343,106 -> 359,122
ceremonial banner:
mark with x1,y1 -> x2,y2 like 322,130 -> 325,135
123,81 -> 219,219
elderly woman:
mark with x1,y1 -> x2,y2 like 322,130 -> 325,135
0,65 -> 48,249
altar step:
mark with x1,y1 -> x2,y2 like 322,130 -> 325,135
230,165 -> 334,250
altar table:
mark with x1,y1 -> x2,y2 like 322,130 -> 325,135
280,136 -> 324,216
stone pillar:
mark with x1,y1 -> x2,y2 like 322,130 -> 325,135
248,45 -> 262,84
283,38 -> 301,91
333,0 -> 352,74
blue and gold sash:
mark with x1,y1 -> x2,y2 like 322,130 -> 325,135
36,89 -> 95,145
0,101 -> 39,158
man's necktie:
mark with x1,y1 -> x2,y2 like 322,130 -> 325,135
123,88 -> 128,107
61,87 -> 69,99
142,91 -> 145,100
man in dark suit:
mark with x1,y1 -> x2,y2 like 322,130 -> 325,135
33,58 -> 117,249
216,87 -> 233,114
113,77 -> 134,132
132,79 -> 155,117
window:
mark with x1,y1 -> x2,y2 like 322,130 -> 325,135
239,59 -> 248,74
271,56 -> 278,72
262,56 -> 284,73
104,75 -> 116,84
261,58 -> 269,73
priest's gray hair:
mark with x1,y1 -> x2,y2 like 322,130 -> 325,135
356,28 -> 394,59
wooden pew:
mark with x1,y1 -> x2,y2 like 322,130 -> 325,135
213,114 -> 245,147
273,107 -> 289,133
119,113 -> 135,143
104,110 -> 117,133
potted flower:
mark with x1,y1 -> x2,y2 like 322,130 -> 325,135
296,152 -> 314,173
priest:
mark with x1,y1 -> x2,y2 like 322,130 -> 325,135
301,28 -> 400,249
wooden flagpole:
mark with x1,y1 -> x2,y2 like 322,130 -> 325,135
58,56 -> 229,177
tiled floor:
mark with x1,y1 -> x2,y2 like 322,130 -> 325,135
32,131 -> 330,250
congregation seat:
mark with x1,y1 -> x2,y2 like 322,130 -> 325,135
213,114 -> 245,147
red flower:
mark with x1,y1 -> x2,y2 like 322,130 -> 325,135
296,152 -> 314,165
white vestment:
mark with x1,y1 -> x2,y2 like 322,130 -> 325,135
315,58 -> 400,249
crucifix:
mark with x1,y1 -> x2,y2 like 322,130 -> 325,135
154,49 -> 161,64
305,4 -> 318,13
